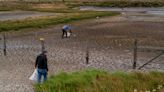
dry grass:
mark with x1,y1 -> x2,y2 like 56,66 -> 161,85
30,3 -> 69,10
0,0 -> 164,11
0,1 -> 70,11
80,0 -> 161,1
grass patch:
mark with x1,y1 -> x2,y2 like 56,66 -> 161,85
0,1 -> 119,32
67,1 -> 164,7
0,1 -> 77,12
0,1 -> 30,11
0,11 -> 118,32
1,1 -> 164,11
34,69 -> 164,92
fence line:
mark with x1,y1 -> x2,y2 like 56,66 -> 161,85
132,39 -> 164,70
1,34 -> 163,70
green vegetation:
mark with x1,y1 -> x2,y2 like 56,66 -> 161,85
34,69 -> 164,92
0,0 -> 163,32
0,2 -> 64,11
0,1 -> 30,11
0,1 -> 118,32
0,11 -> 118,32
67,1 -> 164,7
0,0 -> 164,11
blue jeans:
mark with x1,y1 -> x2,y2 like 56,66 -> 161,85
37,69 -> 47,83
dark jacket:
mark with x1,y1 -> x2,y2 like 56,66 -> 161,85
35,54 -> 48,71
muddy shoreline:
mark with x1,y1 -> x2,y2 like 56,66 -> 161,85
0,8 -> 164,92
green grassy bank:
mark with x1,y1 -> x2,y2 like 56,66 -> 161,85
35,69 -> 164,92
0,1 -> 118,32
0,11 -> 118,32
0,0 -> 163,32
0,1 -> 164,12
68,1 -> 164,7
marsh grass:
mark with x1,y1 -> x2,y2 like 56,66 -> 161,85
67,1 -> 164,7
0,1 -> 30,11
0,1 -> 118,32
34,69 -> 164,92
1,0 -> 163,32
0,0 -> 164,11
0,1 -> 70,11
0,11 -> 118,32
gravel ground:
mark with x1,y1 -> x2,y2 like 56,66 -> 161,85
0,11 -> 164,91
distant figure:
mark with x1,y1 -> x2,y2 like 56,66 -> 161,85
35,51 -> 48,83
62,25 -> 72,38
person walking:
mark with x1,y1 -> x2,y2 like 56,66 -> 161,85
35,51 -> 48,83
62,25 -> 72,38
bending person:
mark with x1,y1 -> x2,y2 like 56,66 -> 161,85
62,25 -> 72,38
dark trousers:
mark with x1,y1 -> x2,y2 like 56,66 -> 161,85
62,29 -> 67,38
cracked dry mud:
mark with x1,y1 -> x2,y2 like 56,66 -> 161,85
0,11 -> 164,92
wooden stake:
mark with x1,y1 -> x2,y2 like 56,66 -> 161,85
133,39 -> 137,69
40,38 -> 45,53
3,33 -> 7,56
86,49 -> 89,64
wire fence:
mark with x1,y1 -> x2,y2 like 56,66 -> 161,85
0,31 -> 163,71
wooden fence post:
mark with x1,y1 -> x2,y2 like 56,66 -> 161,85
133,39 -> 137,69
40,38 -> 45,53
3,33 -> 7,56
86,47 -> 89,64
